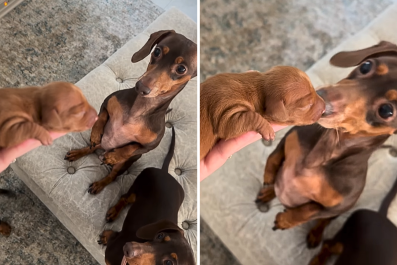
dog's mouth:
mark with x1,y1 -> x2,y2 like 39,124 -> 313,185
121,256 -> 129,265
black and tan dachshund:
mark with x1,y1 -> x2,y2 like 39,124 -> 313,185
64,30 -> 197,194
255,41 -> 397,247
97,127 -> 195,265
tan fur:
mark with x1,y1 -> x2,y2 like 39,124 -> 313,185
0,82 -> 97,148
386,89 -> 397,101
376,64 -> 389,75
200,66 -> 325,160
162,46 -> 169,55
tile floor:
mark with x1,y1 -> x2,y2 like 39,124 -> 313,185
151,0 -> 197,22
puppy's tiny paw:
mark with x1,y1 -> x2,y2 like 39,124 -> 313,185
259,124 -> 275,141
39,133 -> 53,146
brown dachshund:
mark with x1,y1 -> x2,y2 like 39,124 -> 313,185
200,67 -> 325,160
255,41 -> 397,248
309,172 -> 397,265
98,127 -> 195,265
0,82 -> 97,148
64,30 -> 197,194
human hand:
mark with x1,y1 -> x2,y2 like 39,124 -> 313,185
200,124 -> 287,181
0,132 -> 66,173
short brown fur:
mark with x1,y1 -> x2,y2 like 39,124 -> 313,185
200,66 -> 325,160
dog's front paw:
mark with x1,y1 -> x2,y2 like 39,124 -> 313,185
64,149 -> 86,162
100,150 -> 121,165
0,221 -> 11,237
105,206 -> 121,223
90,132 -> 102,148
272,209 -> 293,231
255,185 -> 275,213
307,228 -> 323,249
97,230 -> 115,246
259,123 -> 275,141
88,181 -> 106,195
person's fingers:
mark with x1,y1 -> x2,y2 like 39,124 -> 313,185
0,132 -> 66,172
200,124 -> 289,181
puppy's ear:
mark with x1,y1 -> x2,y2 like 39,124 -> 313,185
136,219 -> 183,240
132,30 -> 176,63
41,108 -> 63,129
265,99 -> 288,122
68,103 -> 85,118
330,41 -> 397,67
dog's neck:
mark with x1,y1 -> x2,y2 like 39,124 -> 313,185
304,127 -> 389,168
129,84 -> 186,116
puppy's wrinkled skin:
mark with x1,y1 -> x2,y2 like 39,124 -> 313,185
200,66 -> 325,160
256,41 -> 397,244
0,82 -> 97,148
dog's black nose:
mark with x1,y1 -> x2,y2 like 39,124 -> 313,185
136,81 -> 151,95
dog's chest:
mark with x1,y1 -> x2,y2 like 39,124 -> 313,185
101,115 -> 157,150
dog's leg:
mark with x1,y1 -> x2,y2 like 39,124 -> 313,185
307,217 -> 335,248
217,109 -> 275,141
88,162 -> 124,194
98,229 -> 119,246
0,221 -> 11,237
106,192 -> 136,222
273,202 -> 323,230
100,144 -> 142,165
263,137 -> 286,185
308,239 -> 343,265
0,119 -> 52,147
88,155 -> 141,195
90,109 -> 109,148
64,144 -> 102,162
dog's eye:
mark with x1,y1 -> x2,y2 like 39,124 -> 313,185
164,261 -> 173,265
359,61 -> 372,74
378,103 -> 394,119
156,233 -> 165,240
153,47 -> 161,58
176,65 -> 187,74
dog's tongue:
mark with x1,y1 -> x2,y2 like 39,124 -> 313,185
121,256 -> 128,265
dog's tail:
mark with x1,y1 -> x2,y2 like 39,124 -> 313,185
379,173 -> 397,216
162,126 -> 175,171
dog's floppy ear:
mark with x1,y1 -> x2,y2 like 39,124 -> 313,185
131,30 -> 176,63
136,219 -> 183,240
41,108 -> 62,129
330,41 -> 397,68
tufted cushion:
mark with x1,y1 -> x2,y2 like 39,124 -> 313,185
201,3 -> 397,265
10,7 -> 197,265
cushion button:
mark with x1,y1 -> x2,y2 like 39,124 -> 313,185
67,166 -> 76,174
390,148 -> 397,157
258,203 -> 269,212
262,139 -> 272,146
165,122 -> 172,128
116,78 -> 123,83
175,168 -> 182,175
182,221 -> 189,230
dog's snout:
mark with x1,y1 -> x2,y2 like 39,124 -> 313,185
123,242 -> 135,258
86,108 -> 98,128
316,89 -> 326,99
136,81 -> 152,95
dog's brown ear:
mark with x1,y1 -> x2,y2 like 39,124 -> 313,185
41,108 -> 62,129
330,41 -> 397,67
136,219 -> 183,240
132,30 -> 176,63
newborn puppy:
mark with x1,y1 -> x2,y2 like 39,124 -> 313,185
200,66 -> 325,160
0,82 -> 97,148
